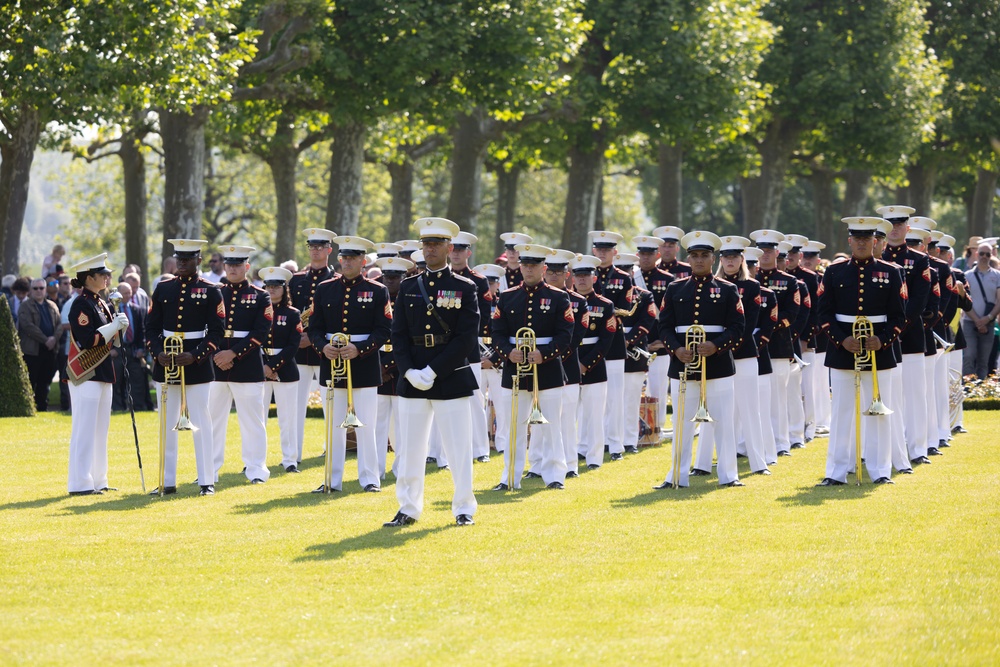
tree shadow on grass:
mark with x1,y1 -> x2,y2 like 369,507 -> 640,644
776,478 -> 880,506
0,495 -> 67,512
295,525 -> 448,562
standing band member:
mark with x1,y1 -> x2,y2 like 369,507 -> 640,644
309,236 -> 390,493
499,232 -> 531,291
800,241 -> 830,435
632,235 -> 675,436
655,231 -> 745,489
259,267 -> 303,473
785,234 -> 820,444
746,248 -> 779,465
289,228 -> 338,463
475,263 -> 506,462
66,253 -> 129,495
491,244 -> 573,490
652,226 -> 692,278
613,253 -> 657,455
816,218 -> 906,486
147,239 -> 224,496
385,218 -> 480,527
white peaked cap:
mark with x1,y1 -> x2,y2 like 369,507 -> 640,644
473,263 -> 505,279
569,254 -> 601,272
632,235 -> 664,250
744,247 -> 764,262
259,266 -> 293,283
613,253 -> 639,266
515,244 -> 554,262
374,256 -> 414,273
69,252 -> 113,274
220,245 -> 256,261
802,241 -> 826,254
908,216 -> 937,232
396,240 -> 421,253
588,230 -> 624,246
784,234 -> 809,250
374,242 -> 402,257
414,217 -> 460,240
875,205 -> 915,219
681,230 -> 722,252
304,228 -> 337,244
500,232 -> 532,245
718,236 -> 751,253
749,229 -> 785,246
546,249 -> 578,266
168,239 -> 209,255
453,231 -> 479,246
651,226 -> 685,242
333,236 -> 376,254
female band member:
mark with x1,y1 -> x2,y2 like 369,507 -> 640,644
259,267 -> 303,472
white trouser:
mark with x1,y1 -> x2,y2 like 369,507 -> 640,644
560,383 -> 580,474
67,381 -> 112,492
801,349 -> 816,439
395,397 -> 476,519
787,360 -> 805,445
500,387 -> 565,486
375,394 -> 397,478
264,381 -> 299,469
813,351 -> 832,429
734,358 -> 768,472
663,376 -> 737,487
295,365 -> 325,462
578,382 -> 608,466
623,371 -> 646,449
887,366 -> 910,471
757,374 -> 777,465
427,417 -> 449,467
948,349 -> 963,429
647,354 -> 671,430
769,359 -> 792,453
923,354 -> 940,449
323,386 -> 380,490
933,349 -> 950,442
156,382 -> 215,487
900,353 -> 928,459
469,363 -> 490,459
603,359 -> 625,453
826,369 -> 892,483
210,381 -> 270,483
481,366 -> 503,452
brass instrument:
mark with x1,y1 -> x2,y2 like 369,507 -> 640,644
687,326 -> 713,424
508,327 -> 547,490
670,325 -> 711,488
330,333 -> 364,429
300,305 -> 313,330
852,316 -> 892,485
158,334 -> 191,496
627,346 -> 657,363
932,330 -> 956,353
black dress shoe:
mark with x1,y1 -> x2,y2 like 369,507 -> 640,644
610,453 -> 623,461
927,447 -> 943,456
777,450 -> 792,457
546,481 -> 564,490
491,483 -> 510,491
577,453 -> 586,462
524,471 -> 542,479
425,457 -> 437,465
149,486 -> 177,496
689,468 -> 711,476
363,484 -> 381,493
455,514 -> 474,526
805,436 -> 814,443
475,455 -> 490,463
873,477 -> 895,484
790,442 -> 805,449
199,485 -> 215,496
98,486 -> 118,492
311,484 -> 340,493
565,470 -> 579,479
939,439 -> 951,448
624,445 -> 639,454
285,465 -> 300,473
952,426 -> 968,434
241,467 -> 247,473
911,456 -> 932,465
653,480 -> 686,489
898,468 -> 914,474
251,478 -> 265,484
383,512 -> 416,527
752,469 -> 772,476
586,463 -> 600,470
722,480 -> 745,487
69,489 -> 103,496
816,478 -> 845,487
736,453 -> 748,459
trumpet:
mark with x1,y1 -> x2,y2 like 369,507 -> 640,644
508,327 -> 547,491
627,345 -> 657,363
852,316 -> 892,485
932,330 -> 956,353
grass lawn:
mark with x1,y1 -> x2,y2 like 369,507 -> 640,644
1,409 -> 999,665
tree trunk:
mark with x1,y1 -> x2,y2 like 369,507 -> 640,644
387,160 -> 415,242
119,133 -> 148,289
657,142 -> 683,228
325,120 -> 366,236
267,117 -> 299,267
446,109 -> 491,235
809,169 -> 838,253
0,106 -> 41,275
160,107 -> 209,260
740,117 -> 801,233
970,167 -> 997,238
906,163 -> 935,215
494,166 -> 521,262
841,169 -> 871,217
561,144 -> 605,251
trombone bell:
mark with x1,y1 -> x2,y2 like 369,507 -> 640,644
527,404 -> 548,425
340,408 -> 364,429
692,403 -> 713,423
174,413 -> 197,432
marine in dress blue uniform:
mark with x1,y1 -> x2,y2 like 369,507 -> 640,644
800,240 -> 832,435
746,247 -> 780,465
652,226 -> 692,279
614,253 -> 657,455
499,232 -> 531,291
785,234 -> 822,443
259,267 -> 303,473
146,239 -> 225,495
632,235 -> 676,438
776,240 -> 811,450
384,218 -> 480,527
373,256 -> 414,479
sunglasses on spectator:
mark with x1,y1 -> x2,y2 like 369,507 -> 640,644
31,286 -> 45,290
980,252 -> 992,257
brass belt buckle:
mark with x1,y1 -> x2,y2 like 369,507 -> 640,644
424,333 -> 435,348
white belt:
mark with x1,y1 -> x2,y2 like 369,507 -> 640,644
263,348 -> 283,355
675,325 -> 725,333
164,329 -> 206,340
510,336 -> 553,344
623,327 -> 634,333
835,314 -> 887,324
326,333 -> 370,342
224,330 -> 249,338
580,336 -> 599,345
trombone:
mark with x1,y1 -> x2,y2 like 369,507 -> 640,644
852,316 -> 892,485
671,325 -> 713,488
320,333 -> 363,494
508,327 -> 547,491
158,333 -> 194,496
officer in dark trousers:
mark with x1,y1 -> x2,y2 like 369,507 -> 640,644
491,244 -> 573,490
816,217 -> 906,486
384,218 -> 480,527
655,231 -> 745,489
146,239 -> 224,495
289,228 -> 338,463
209,245 -> 273,485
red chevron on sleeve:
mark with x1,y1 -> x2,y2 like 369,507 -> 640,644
564,306 -> 574,323
922,267 -> 932,282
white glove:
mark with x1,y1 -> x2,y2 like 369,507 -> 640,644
97,321 -> 119,343
419,366 -> 437,387
405,368 -> 432,391
114,312 -> 129,331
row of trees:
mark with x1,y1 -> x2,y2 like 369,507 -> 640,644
2,0 -> 997,277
